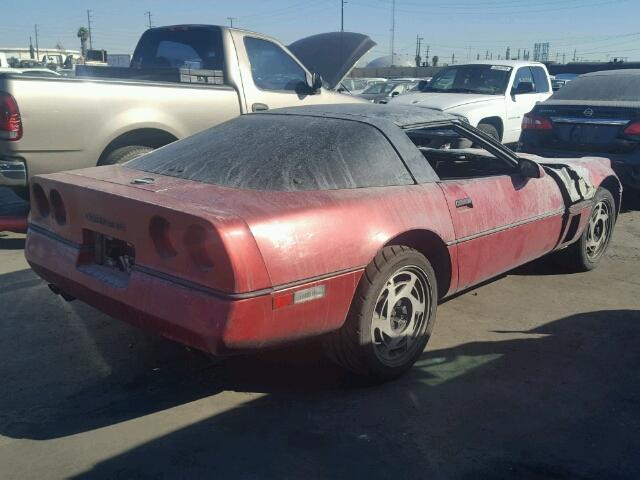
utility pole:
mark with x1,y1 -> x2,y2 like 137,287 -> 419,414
562,52 -> 566,64
451,52 -> 455,64
415,34 -> 423,67
145,11 -> 153,29
227,17 -> 237,27
573,48 -> 576,62
390,0 -> 396,66
34,24 -> 39,59
87,9 -> 93,50
341,0 -> 347,32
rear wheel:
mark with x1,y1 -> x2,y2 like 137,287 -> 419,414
323,246 -> 438,381
100,145 -> 154,166
559,187 -> 616,271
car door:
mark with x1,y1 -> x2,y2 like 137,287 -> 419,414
505,66 -> 541,142
407,124 -> 565,291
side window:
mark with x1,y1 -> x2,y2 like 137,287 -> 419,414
244,37 -> 307,92
531,66 -> 550,93
405,126 -> 517,180
512,67 -> 535,93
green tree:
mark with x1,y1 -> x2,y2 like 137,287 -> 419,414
432,55 -> 439,67
77,27 -> 89,57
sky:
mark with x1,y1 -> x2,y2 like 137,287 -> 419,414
2,0 -> 640,64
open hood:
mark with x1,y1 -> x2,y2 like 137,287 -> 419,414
288,32 -> 375,90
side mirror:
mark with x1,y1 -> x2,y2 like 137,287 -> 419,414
391,90 -> 400,97
306,72 -> 323,94
518,157 -> 541,179
513,81 -> 534,95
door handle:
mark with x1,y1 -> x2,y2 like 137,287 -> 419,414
252,103 -> 269,112
455,197 -> 473,208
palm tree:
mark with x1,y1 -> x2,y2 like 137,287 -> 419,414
77,27 -> 89,57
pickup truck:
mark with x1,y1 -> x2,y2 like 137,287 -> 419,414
389,60 -> 553,144
0,25 -> 373,196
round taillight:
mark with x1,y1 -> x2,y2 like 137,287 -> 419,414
49,189 -> 66,225
149,216 -> 177,258
184,224 -> 214,271
32,183 -> 50,218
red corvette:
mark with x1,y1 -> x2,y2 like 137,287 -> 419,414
25,104 -> 621,380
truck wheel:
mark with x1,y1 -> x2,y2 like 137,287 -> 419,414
477,123 -> 500,141
101,145 -> 154,166
323,246 -> 437,381
558,187 -> 616,271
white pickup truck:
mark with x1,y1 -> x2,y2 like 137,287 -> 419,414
0,25 -> 373,196
389,60 -> 553,144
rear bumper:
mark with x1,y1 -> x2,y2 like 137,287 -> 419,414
25,227 -> 358,354
0,156 -> 27,188
520,146 -> 640,190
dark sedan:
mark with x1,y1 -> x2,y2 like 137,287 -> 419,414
519,69 -> 640,190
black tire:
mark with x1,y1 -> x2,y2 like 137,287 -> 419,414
558,187 -> 616,271
476,123 -> 500,141
323,246 -> 438,381
100,145 -> 154,166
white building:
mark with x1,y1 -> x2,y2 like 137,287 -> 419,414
0,47 -> 80,63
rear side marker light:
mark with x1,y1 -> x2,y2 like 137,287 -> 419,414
273,285 -> 326,310
49,189 -> 66,225
32,183 -> 49,218
522,113 -> 553,130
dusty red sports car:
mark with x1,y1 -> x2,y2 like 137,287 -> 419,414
25,104 -> 621,380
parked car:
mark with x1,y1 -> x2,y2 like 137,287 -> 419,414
551,73 -> 579,91
0,53 -> 8,68
519,69 -> 640,191
389,61 -> 553,144
25,104 -> 620,380
338,77 -> 386,95
358,81 -> 416,103
0,25 -> 372,197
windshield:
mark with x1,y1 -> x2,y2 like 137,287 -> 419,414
362,83 -> 394,94
551,74 -> 640,101
420,64 -> 512,95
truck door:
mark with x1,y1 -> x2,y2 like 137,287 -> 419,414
230,31 -> 332,112
505,66 -> 544,143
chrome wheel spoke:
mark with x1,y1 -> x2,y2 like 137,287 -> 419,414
370,265 -> 432,367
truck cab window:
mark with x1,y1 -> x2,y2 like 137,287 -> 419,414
131,26 -> 224,71
512,67 -> 535,94
405,126 -> 517,180
244,37 -> 307,92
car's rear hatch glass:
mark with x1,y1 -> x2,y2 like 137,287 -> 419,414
126,114 -> 414,191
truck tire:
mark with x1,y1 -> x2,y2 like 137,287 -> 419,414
557,187 -> 616,271
101,145 -> 154,166
476,123 -> 500,141
323,246 -> 438,381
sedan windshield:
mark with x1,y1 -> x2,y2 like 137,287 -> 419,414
420,64 -> 512,95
